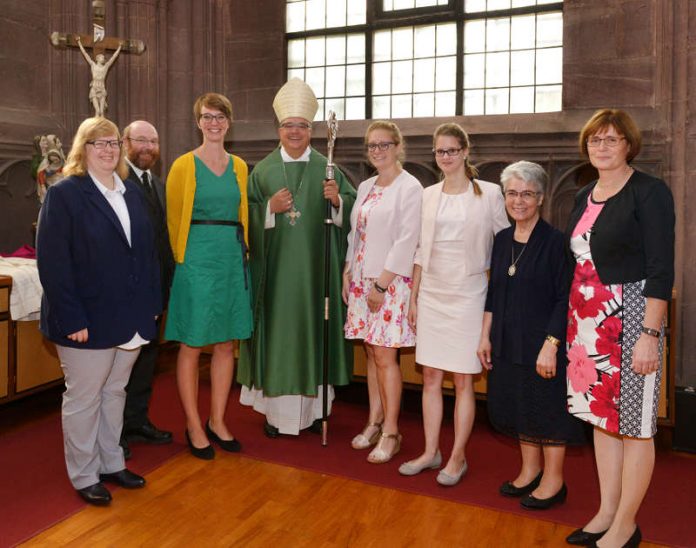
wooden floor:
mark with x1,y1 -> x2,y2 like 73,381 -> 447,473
23,452 -> 665,547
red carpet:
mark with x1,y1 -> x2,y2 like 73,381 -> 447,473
1,372 -> 695,547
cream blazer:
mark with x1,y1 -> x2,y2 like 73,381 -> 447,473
345,170 -> 423,279
414,179 -> 510,274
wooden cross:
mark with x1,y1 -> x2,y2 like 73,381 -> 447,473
50,0 -> 145,57
49,0 -> 145,116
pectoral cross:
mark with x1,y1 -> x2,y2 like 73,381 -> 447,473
50,0 -> 145,116
285,207 -> 302,226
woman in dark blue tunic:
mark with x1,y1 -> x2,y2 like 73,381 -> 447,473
477,161 -> 584,511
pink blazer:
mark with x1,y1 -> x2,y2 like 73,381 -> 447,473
414,179 -> 509,275
345,170 -> 423,279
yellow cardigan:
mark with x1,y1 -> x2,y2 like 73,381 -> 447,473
166,151 -> 249,263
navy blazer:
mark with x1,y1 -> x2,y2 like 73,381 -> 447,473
37,174 -> 162,349
485,219 -> 569,365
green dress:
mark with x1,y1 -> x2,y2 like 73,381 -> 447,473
165,156 -> 252,346
237,148 -> 356,396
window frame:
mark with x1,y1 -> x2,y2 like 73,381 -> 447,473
284,1 -> 564,119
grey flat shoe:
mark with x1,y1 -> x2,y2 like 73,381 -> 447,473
436,461 -> 468,486
398,450 -> 442,476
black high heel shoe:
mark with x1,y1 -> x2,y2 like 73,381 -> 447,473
206,421 -> 242,452
185,430 -> 215,460
589,527 -> 641,548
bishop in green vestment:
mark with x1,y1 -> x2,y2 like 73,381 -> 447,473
237,78 -> 356,436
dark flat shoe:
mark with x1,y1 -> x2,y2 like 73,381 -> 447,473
185,430 -> 215,460
77,482 -> 112,506
520,483 -> 567,510
205,421 -> 241,452
308,418 -> 323,434
124,422 -> 173,445
566,527 -> 608,545
263,421 -> 280,439
590,526 -> 641,548
499,471 -> 543,497
99,468 -> 145,489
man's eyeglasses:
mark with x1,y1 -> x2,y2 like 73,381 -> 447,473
504,190 -> 540,200
127,137 -> 159,146
280,122 -> 311,130
200,113 -> 228,124
87,139 -> 122,150
587,136 -> 624,148
366,142 -> 395,152
433,147 -> 463,157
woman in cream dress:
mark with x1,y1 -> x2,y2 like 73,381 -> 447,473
400,123 -> 509,486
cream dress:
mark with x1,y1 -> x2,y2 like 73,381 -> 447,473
416,191 -> 490,373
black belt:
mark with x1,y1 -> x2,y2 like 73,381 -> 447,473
190,219 -> 248,289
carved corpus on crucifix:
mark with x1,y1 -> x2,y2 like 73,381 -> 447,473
50,0 -> 146,117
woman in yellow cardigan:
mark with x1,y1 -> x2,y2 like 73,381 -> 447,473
165,93 -> 252,459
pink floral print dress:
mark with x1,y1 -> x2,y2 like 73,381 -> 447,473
344,185 -> 416,348
567,195 -> 662,438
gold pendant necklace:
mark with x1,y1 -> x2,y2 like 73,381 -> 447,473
508,242 -> 527,277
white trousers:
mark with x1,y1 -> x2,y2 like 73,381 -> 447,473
57,345 -> 140,489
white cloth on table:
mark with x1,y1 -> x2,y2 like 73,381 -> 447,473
0,257 -> 42,320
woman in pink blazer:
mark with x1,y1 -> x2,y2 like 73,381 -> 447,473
343,120 -> 423,464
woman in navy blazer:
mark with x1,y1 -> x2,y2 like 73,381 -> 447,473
477,161 -> 583,511
37,117 -> 161,506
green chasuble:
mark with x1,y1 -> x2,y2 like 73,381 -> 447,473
237,147 -> 356,397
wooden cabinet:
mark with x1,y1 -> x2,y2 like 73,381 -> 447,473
0,275 -> 63,404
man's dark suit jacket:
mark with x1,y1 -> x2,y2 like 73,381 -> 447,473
127,166 -> 174,304
37,174 -> 162,349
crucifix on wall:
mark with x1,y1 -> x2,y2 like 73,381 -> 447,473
50,0 -> 146,117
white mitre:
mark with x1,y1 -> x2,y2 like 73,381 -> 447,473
272,78 -> 318,123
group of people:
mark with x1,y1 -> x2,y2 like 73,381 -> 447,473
36,76 -> 674,548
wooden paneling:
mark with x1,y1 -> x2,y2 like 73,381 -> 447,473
15,320 -> 62,392
0,283 -> 9,313
0,321 -> 8,398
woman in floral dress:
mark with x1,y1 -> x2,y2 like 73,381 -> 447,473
343,121 -> 422,463
565,109 -> 674,548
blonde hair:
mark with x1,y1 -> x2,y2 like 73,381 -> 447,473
433,122 -> 481,196
63,117 -> 128,180
365,120 -> 406,164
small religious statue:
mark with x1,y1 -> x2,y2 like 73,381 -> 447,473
76,35 -> 122,117
33,134 -> 66,204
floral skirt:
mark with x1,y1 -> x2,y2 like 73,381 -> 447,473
344,274 -> 415,348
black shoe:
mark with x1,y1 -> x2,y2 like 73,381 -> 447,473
205,421 -> 242,452
185,430 -> 215,460
566,527 -> 608,545
76,482 -> 112,506
308,419 -> 323,434
499,471 -> 543,497
99,469 -> 146,489
120,437 -> 132,460
621,526 -> 641,548
124,422 -> 173,445
520,483 -> 567,510
263,421 -> 280,439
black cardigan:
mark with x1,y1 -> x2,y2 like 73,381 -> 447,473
565,170 -> 675,301
485,219 -> 569,365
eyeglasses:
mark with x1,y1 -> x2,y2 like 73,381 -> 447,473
366,142 -> 395,152
280,122 -> 311,130
587,136 -> 624,148
127,137 -> 159,146
433,148 -> 463,157
87,139 -> 122,150
200,113 -> 228,124
504,190 -> 541,200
